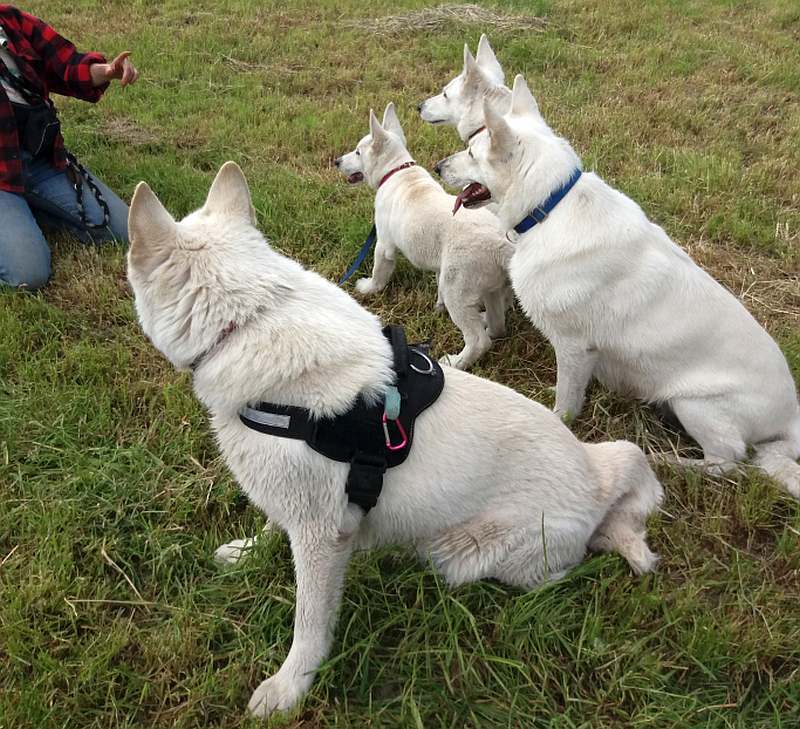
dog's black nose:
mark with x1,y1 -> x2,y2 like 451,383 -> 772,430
433,161 -> 442,176
334,157 -> 341,168
417,103 -> 423,113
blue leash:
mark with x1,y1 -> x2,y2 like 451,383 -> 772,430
513,168 -> 583,235
337,224 -> 400,419
338,224 -> 377,285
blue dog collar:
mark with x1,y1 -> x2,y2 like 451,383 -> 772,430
513,168 -> 582,235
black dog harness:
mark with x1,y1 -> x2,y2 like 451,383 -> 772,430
239,326 -> 444,512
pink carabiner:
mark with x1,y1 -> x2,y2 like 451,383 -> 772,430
382,413 -> 408,451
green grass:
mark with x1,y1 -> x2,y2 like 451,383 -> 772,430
2,1 -> 800,727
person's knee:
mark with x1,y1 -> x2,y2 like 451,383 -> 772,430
106,198 -> 129,243
0,243 -> 51,291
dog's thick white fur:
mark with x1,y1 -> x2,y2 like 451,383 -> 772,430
335,103 -> 513,370
437,75 -> 800,498
127,161 -> 664,717
419,34 -> 510,143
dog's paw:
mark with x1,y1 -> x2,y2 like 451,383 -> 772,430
439,353 -> 466,370
214,538 -> 255,567
355,278 -> 378,296
554,407 -> 575,425
247,672 -> 306,718
434,300 -> 446,313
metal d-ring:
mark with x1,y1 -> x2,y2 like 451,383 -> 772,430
409,347 -> 435,375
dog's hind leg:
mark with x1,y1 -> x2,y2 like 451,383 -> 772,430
423,518 -> 522,587
355,240 -> 395,296
585,441 -> 663,575
440,296 -> 492,370
248,523 -> 355,718
753,438 -> 800,499
662,398 -> 748,477
483,287 -> 507,339
493,527 -> 587,590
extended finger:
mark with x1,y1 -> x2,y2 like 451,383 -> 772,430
121,60 -> 135,86
111,51 -> 132,74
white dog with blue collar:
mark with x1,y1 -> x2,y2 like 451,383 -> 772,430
436,74 -> 800,498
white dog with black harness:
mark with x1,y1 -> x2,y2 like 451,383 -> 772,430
436,74 -> 800,498
127,161 -> 664,718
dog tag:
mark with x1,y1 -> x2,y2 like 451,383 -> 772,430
383,386 -> 401,420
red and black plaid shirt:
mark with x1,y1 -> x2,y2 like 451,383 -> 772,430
0,5 -> 108,193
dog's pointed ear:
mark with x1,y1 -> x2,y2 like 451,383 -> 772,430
463,43 -> 489,87
510,74 -> 540,117
484,84 -> 512,118
476,34 -> 504,84
369,108 -> 387,142
463,43 -> 477,73
128,182 -> 176,270
204,161 -> 255,224
483,96 -> 514,150
382,102 -> 406,146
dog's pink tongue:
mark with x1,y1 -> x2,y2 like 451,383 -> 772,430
453,190 -> 466,215
453,182 -> 488,215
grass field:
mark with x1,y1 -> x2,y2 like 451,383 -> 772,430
2,1 -> 800,727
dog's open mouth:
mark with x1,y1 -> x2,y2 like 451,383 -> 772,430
452,182 -> 491,215
347,172 -> 364,184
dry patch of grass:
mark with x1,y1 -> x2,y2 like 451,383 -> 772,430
103,117 -> 163,147
343,3 -> 547,36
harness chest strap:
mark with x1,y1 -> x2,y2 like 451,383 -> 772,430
239,325 -> 445,513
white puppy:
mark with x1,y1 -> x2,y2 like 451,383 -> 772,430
436,75 -> 800,498
127,161 -> 663,718
335,103 -> 513,370
419,34 -> 509,144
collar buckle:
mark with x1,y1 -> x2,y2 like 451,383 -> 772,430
531,206 -> 548,223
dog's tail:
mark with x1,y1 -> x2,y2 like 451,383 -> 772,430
752,409 -> 800,499
583,440 -> 664,575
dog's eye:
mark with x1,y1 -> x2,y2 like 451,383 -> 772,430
443,92 -> 448,100
356,150 -> 360,156
468,149 -> 474,159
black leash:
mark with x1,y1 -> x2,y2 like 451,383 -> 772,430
0,57 -> 111,231
64,150 -> 111,231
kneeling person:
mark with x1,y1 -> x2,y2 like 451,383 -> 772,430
0,4 -> 138,289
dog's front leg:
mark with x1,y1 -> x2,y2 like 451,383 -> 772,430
247,524 -> 354,718
553,341 -> 597,422
435,272 -> 446,312
355,240 -> 395,296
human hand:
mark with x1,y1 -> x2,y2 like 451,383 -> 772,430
91,51 -> 139,88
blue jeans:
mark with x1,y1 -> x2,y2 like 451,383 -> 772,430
0,151 -> 129,290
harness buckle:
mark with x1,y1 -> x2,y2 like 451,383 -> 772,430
346,450 -> 388,513
382,413 -> 408,451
